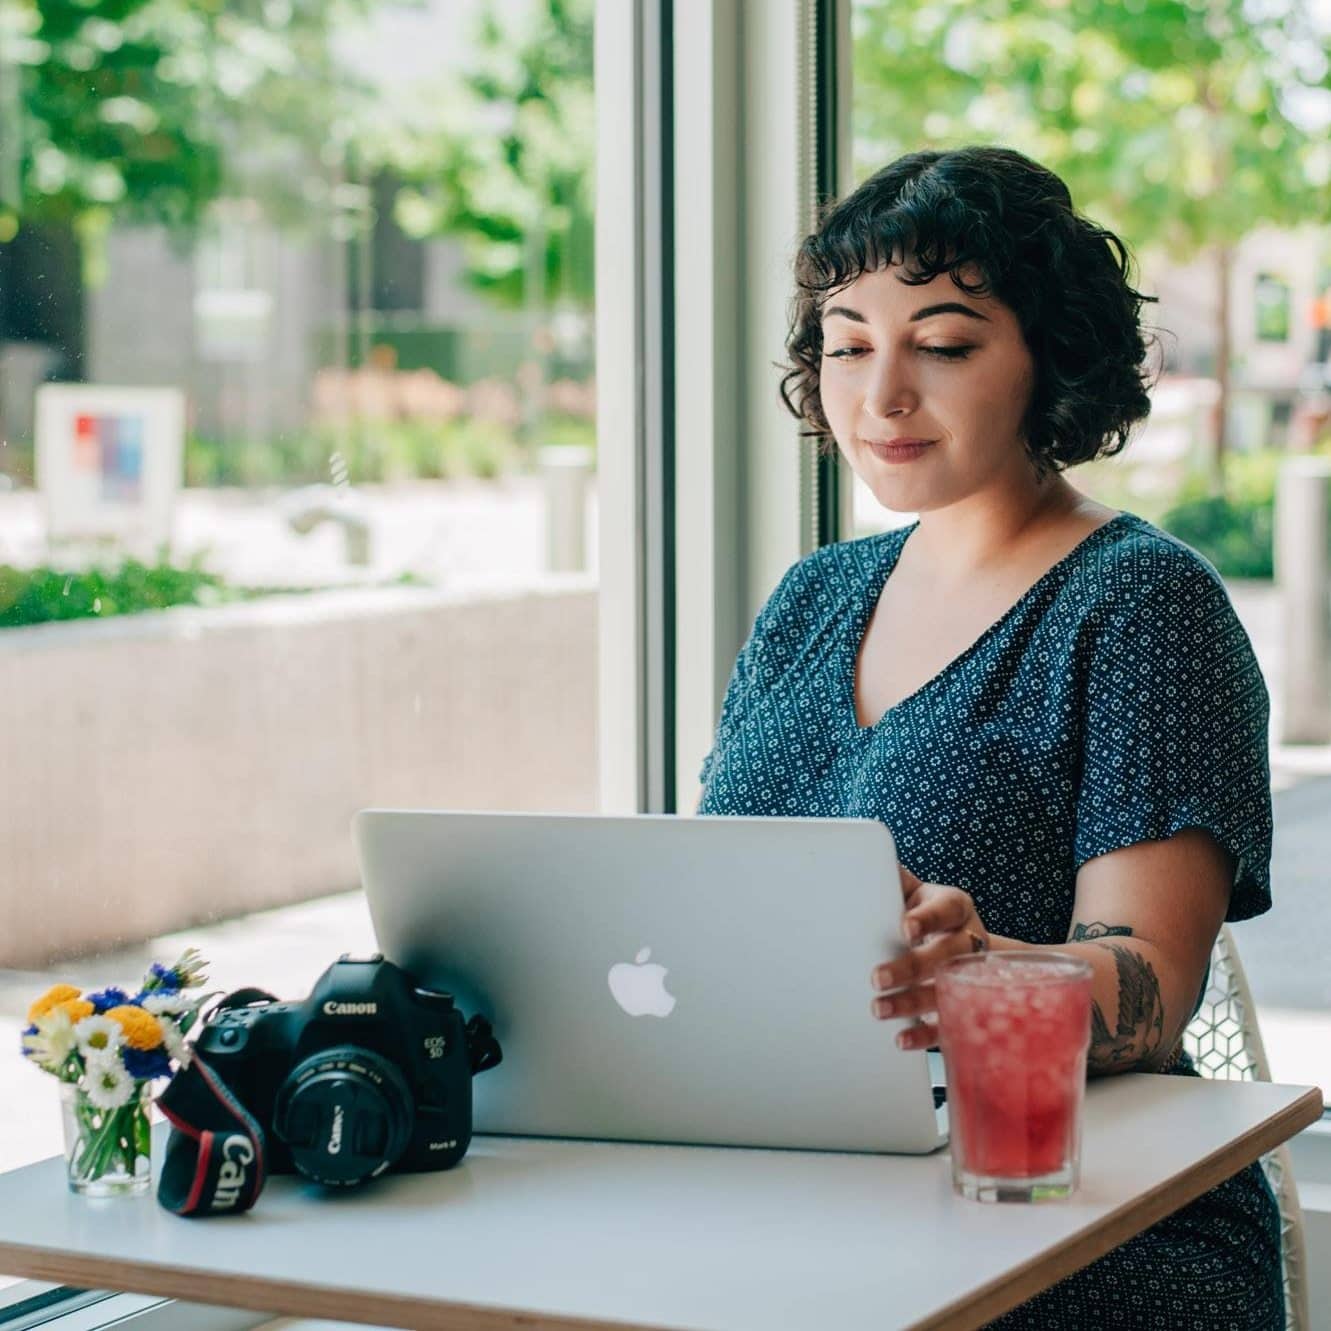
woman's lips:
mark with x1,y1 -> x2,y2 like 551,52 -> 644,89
866,438 -> 935,463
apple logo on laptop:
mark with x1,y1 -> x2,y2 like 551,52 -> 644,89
607,947 -> 676,1018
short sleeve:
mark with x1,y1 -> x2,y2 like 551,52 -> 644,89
1073,564 -> 1273,921
697,564 -> 799,790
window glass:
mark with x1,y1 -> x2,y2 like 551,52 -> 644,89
849,0 -> 1331,1097
0,3 -> 598,1308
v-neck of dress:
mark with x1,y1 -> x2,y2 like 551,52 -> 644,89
846,512 -> 1134,736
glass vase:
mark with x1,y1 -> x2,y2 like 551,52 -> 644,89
60,1080 -> 153,1197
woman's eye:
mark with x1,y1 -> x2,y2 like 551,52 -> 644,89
824,345 -> 974,361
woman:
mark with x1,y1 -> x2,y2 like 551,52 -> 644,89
697,146 -> 1282,1329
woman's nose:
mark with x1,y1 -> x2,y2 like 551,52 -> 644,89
863,351 -> 918,419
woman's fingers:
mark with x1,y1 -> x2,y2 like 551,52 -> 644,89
873,921 -> 979,1000
899,863 -> 923,905
895,1020 -> 938,1052
903,885 -> 973,942
871,981 -> 936,1021
871,928 -> 969,993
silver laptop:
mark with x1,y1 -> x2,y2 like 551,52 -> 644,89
353,809 -> 947,1154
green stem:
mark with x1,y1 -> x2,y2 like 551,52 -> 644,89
68,1088 -> 150,1185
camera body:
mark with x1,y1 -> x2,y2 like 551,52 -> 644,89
192,955 -> 477,1185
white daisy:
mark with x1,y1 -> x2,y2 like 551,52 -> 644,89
141,993 -> 191,1018
157,1016 -> 192,1068
83,1055 -> 134,1111
74,1014 -> 124,1060
22,1009 -> 78,1076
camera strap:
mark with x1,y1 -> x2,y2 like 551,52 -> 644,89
156,1053 -> 267,1217
464,1014 -> 503,1074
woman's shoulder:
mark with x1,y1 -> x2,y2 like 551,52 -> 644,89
1070,513 -> 1262,684
1081,511 -> 1233,622
761,525 -> 908,613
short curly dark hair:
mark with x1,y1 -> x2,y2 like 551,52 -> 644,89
779,145 -> 1157,477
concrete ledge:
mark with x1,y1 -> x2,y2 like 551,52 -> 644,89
0,579 -> 598,967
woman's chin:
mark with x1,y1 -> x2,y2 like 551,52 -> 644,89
864,477 -> 932,515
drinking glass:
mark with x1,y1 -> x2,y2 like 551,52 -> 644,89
936,951 -> 1093,1203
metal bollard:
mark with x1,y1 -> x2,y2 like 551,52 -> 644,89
538,444 -> 593,573
1275,457 -> 1331,743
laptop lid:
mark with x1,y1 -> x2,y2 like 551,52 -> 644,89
353,809 -> 946,1155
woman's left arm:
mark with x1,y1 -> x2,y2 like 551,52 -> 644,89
871,828 -> 1232,1076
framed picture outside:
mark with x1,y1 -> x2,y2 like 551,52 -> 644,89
35,385 -> 185,558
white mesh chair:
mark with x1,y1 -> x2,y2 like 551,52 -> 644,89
1181,924 -> 1309,1331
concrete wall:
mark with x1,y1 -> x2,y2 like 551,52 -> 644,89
0,581 -> 598,967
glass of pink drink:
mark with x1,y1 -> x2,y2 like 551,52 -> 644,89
936,952 -> 1093,1202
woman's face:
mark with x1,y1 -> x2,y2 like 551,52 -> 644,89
817,264 -> 1037,514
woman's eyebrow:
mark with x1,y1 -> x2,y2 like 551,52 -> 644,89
820,301 -> 990,324
909,302 -> 990,323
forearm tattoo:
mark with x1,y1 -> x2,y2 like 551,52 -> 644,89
1069,921 -> 1134,941
1085,942 -> 1166,1073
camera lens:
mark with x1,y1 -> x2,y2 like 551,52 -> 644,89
272,1044 -> 415,1187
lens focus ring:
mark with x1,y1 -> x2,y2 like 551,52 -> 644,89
272,1044 -> 415,1186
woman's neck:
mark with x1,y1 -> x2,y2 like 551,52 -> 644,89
905,474 -> 1098,584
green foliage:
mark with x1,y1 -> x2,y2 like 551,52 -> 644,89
183,415 -> 529,488
1160,488 -> 1275,580
367,0 -> 595,308
1156,447 -> 1331,580
3,0 -> 372,235
851,0 -> 1331,260
539,413 -> 596,453
0,555 -> 229,627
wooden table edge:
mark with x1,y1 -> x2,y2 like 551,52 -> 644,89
0,1086 -> 1321,1331
912,1083 -> 1324,1331
0,1249 -> 670,1331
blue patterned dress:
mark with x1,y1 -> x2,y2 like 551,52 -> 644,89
699,512 -> 1283,1329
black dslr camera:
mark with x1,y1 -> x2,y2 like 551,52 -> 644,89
157,955 -> 501,1215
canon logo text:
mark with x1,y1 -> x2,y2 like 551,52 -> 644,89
213,1134 -> 255,1210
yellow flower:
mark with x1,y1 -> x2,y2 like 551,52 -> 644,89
105,1004 -> 164,1051
27,984 -> 82,1025
54,999 -> 94,1023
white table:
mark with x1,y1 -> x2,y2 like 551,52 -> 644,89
0,1076 -> 1319,1331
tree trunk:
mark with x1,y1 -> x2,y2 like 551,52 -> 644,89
1212,242 -> 1233,494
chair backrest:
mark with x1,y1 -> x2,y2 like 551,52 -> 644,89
1183,924 -> 1308,1331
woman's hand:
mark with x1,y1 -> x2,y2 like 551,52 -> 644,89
870,866 -> 990,1051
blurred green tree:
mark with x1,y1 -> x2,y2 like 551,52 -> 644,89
1,0 -> 370,236
356,0 -> 595,445
368,0 -> 595,311
0,0 -> 371,382
852,0 -> 1331,478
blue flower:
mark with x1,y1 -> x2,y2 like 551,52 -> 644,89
19,1023 -> 36,1056
121,1046 -> 172,1081
148,963 -> 181,993
85,987 -> 130,1014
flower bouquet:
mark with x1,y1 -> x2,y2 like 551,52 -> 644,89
21,948 -> 210,1196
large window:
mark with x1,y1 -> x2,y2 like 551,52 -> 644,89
0,0 -> 597,1316
848,0 -> 1331,1098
